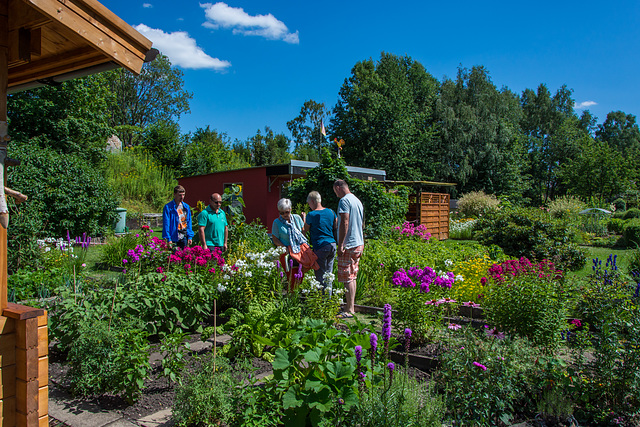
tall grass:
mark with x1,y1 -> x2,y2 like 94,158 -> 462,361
105,149 -> 176,212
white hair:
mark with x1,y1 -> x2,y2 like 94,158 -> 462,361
277,198 -> 292,212
307,191 -> 321,204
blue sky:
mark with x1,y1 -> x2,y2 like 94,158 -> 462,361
105,0 -> 640,143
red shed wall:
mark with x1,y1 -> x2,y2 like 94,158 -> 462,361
179,168 -> 283,228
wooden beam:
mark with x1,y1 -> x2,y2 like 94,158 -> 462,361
22,0 -> 149,73
8,46 -> 107,86
1,0 -> 8,312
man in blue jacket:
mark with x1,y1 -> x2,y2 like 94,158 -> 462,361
162,185 -> 193,249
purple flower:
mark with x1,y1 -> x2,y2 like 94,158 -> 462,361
387,362 -> 395,372
359,372 -> 366,380
370,333 -> 378,353
485,328 -> 505,339
382,304 -> 392,343
473,361 -> 487,371
122,258 -> 128,264
354,345 -> 362,363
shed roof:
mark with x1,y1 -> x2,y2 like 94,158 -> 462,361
5,0 -> 154,93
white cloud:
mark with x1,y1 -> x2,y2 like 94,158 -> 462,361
142,3 -> 152,8
575,100 -> 597,109
134,24 -> 231,71
200,2 -> 299,44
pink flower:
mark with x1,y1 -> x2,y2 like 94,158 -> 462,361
485,328 -> 505,339
473,361 -> 487,371
570,319 -> 582,328
448,323 -> 462,330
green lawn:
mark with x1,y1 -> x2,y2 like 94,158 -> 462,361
569,246 -> 635,279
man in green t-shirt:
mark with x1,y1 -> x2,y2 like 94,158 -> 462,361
197,193 -> 228,252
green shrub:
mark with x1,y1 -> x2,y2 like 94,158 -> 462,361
607,218 -> 625,234
613,210 -> 626,219
173,355 -> 240,426
623,208 -> 640,220
482,259 -> 568,349
8,267 -> 69,302
456,191 -> 500,218
612,198 -> 626,212
623,218 -> 640,247
66,320 -> 150,402
436,326 -> 539,425
475,207 -> 587,271
548,195 -> 586,220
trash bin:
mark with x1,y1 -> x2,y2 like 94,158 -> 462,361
114,208 -> 127,233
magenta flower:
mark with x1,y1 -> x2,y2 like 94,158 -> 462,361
473,361 -> 487,371
354,345 -> 362,363
570,319 -> 582,328
156,266 -> 164,273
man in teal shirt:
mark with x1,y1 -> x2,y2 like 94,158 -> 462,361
198,193 -> 228,252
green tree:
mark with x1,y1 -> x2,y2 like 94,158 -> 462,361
105,54 -> 192,145
182,126 -> 250,177
331,52 -> 439,180
287,100 -> 330,162
559,135 -> 630,201
520,84 -> 582,203
140,120 -> 185,173
595,111 -> 640,154
8,75 -> 114,165
434,66 -> 527,199
234,127 -> 291,166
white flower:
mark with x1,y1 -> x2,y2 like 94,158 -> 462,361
323,272 -> 335,285
44,247 -> 51,253
445,259 -> 454,268
223,274 -> 230,280
455,274 -> 464,282
217,284 -> 227,293
244,271 -> 253,278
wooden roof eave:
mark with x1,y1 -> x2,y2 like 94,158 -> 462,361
7,0 -> 153,90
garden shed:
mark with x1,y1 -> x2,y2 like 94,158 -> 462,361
0,0 -> 154,424
178,160 -> 386,229
386,181 -> 456,240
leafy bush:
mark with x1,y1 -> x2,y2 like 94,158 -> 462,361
482,258 -> 568,349
475,207 -> 587,271
8,142 -> 119,237
285,149 -> 410,238
8,267 -> 69,302
391,265 -> 457,343
548,195 -> 586,220
456,191 -> 500,218
623,218 -> 640,247
607,218 -> 625,234
436,326 -> 539,425
66,320 -> 150,402
612,198 -> 626,212
623,208 -> 640,220
173,355 -> 240,426
572,255 -> 640,423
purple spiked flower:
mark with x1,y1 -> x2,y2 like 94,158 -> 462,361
355,345 -> 362,363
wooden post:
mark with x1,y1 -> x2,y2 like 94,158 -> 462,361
0,0 -> 9,313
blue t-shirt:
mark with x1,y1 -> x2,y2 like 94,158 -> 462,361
271,214 -> 304,247
305,208 -> 337,249
338,193 -> 364,249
